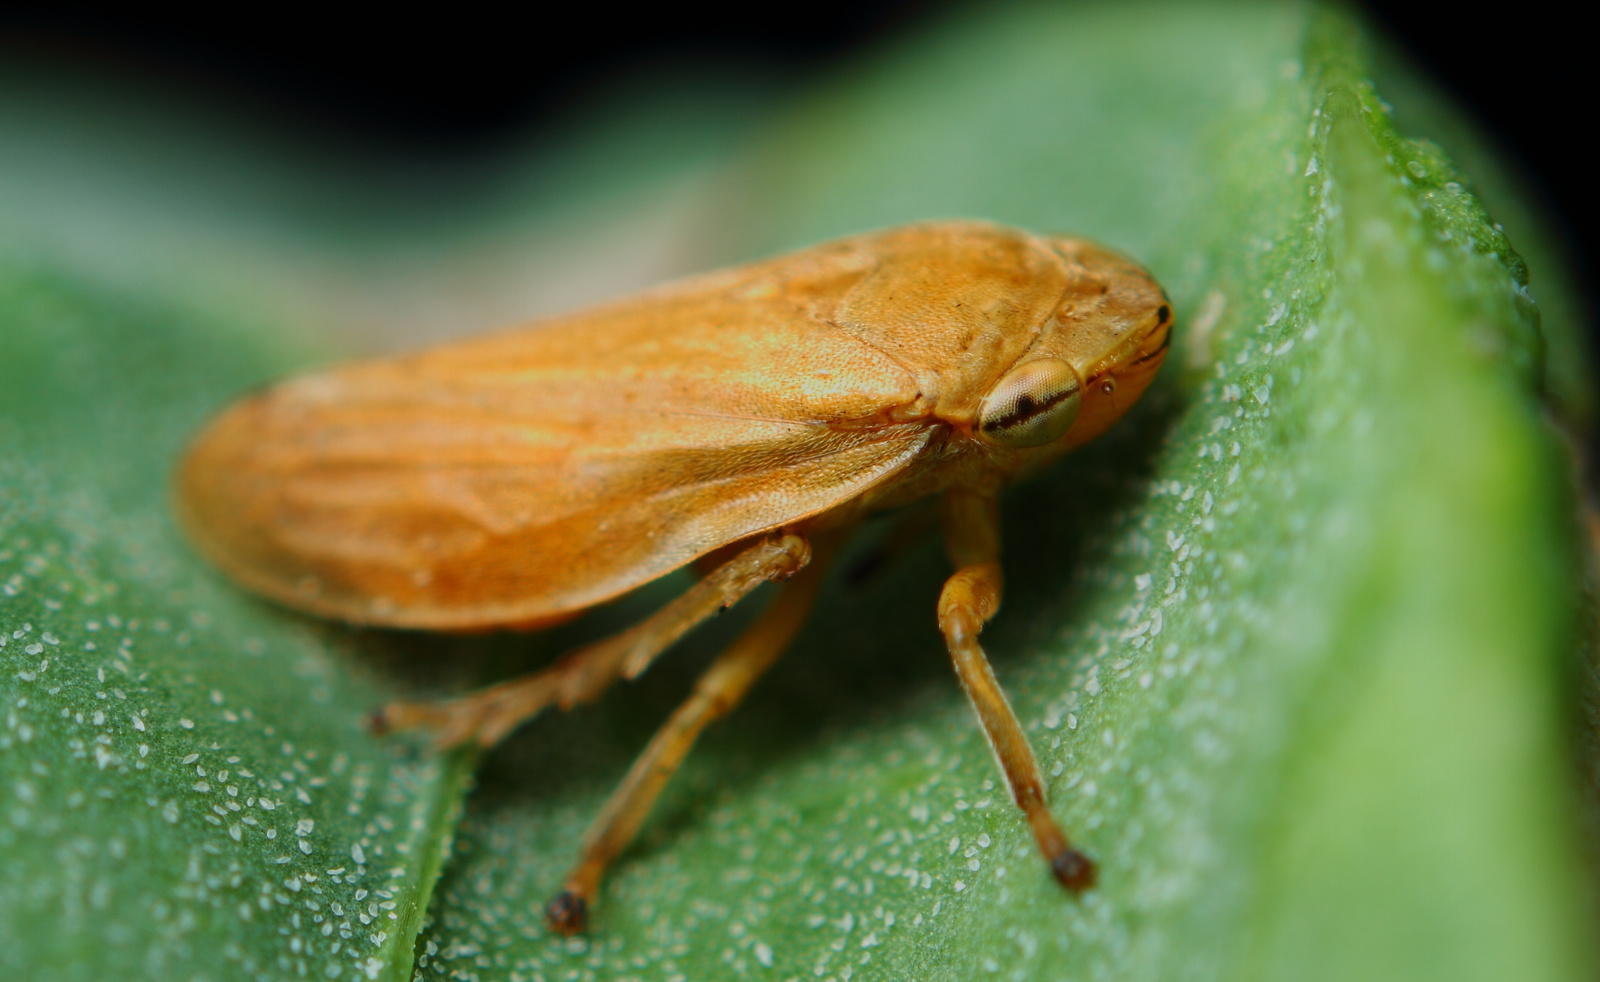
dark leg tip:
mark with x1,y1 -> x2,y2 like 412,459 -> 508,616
545,890 -> 588,935
364,707 -> 392,735
1051,847 -> 1097,892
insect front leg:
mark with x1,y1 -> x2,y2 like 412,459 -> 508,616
938,489 -> 1096,891
369,533 -> 811,749
547,536 -> 833,934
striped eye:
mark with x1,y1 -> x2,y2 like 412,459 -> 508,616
977,358 -> 1082,448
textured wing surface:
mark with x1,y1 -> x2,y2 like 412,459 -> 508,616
177,245 -> 927,628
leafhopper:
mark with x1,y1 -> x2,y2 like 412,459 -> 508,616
176,221 -> 1172,932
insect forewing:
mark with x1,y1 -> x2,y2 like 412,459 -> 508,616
178,246 -> 928,629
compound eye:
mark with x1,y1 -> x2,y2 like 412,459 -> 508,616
977,358 -> 1082,448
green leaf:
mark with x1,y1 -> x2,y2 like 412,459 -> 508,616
2,5 -> 1594,982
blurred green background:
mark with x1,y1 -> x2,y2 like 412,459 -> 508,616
1,3 -> 1595,980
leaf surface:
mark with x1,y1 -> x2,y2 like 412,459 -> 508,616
2,6 -> 1594,982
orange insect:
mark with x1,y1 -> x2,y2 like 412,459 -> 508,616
176,221 -> 1172,933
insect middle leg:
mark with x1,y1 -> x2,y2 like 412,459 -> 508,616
938,489 -> 1095,891
369,533 -> 811,749
546,540 -> 831,934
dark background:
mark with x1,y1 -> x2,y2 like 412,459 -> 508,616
0,2 -> 1590,351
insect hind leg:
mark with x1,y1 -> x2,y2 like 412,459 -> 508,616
368,533 -> 811,750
